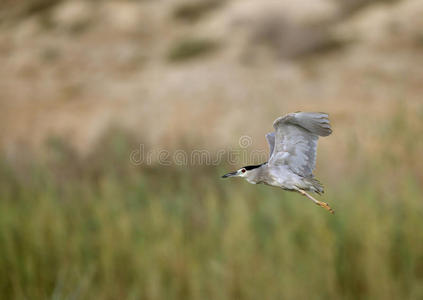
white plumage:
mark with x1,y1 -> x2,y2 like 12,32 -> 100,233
222,112 -> 335,214
269,112 -> 331,177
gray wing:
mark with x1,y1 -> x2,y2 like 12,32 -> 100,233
265,132 -> 275,159
268,112 -> 332,177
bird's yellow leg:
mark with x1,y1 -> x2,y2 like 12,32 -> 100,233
295,188 -> 334,214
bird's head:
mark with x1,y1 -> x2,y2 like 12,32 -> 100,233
221,164 -> 263,179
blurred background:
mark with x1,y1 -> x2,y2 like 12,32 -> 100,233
1,0 -> 423,299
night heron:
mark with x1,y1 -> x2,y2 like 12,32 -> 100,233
222,112 -> 334,214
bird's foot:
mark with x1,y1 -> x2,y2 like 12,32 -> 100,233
315,201 -> 335,214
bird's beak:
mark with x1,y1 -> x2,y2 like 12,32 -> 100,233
221,171 -> 238,178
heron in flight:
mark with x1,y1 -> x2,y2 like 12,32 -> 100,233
222,112 -> 334,214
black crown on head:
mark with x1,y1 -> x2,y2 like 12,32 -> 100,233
243,163 -> 264,171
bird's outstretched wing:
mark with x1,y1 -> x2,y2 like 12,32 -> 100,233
265,132 -> 275,159
268,112 -> 332,177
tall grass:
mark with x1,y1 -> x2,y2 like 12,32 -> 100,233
1,109 -> 423,300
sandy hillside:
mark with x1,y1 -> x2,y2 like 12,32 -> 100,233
0,0 -> 422,156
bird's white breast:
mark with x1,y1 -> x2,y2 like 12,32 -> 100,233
267,165 -> 303,189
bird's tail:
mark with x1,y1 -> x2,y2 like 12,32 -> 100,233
305,177 -> 324,194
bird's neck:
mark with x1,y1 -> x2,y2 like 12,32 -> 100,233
245,163 -> 267,184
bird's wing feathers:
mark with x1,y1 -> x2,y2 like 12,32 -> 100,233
265,132 -> 275,159
268,112 -> 332,177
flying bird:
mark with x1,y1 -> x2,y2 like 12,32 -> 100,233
222,112 -> 334,214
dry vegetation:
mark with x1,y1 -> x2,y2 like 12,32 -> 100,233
1,108 -> 423,299
0,0 -> 423,299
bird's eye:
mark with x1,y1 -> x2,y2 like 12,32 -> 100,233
241,169 -> 246,173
